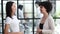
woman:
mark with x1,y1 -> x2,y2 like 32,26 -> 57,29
36,1 -> 55,34
4,1 -> 23,34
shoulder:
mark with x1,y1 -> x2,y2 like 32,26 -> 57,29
6,17 -> 12,20
48,15 -> 54,20
48,15 -> 54,24
5,17 -> 12,24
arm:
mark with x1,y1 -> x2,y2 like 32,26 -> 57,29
36,27 -> 42,34
4,24 -> 23,34
42,29 -> 54,34
36,20 -> 42,34
4,17 -> 23,34
9,32 -> 23,34
36,27 -> 39,34
4,24 -> 10,34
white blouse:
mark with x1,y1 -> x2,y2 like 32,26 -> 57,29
37,15 -> 55,34
5,15 -> 20,32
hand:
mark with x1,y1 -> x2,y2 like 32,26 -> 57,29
9,32 -> 23,34
37,29 -> 42,33
18,32 -> 23,34
37,29 -> 42,34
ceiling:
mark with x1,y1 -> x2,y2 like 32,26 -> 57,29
3,0 -> 55,1
3,0 -> 47,1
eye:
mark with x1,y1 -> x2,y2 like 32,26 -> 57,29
40,6 -> 43,8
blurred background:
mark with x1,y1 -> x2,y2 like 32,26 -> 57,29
0,0 -> 2,34
0,0 -> 60,34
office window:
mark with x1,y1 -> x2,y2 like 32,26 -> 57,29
0,0 -> 2,34
17,0 -> 33,34
2,0 -> 60,34
3,0 -> 33,34
18,1 -> 33,18
56,1 -> 60,17
54,1 -> 60,34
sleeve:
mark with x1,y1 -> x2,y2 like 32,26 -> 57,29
42,17 -> 55,34
36,19 -> 41,28
5,17 -> 12,24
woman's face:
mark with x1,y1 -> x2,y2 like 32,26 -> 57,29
40,6 -> 47,14
11,3 -> 16,14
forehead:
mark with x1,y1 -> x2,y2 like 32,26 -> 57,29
40,5 -> 44,7
12,3 -> 16,6
40,5 -> 45,8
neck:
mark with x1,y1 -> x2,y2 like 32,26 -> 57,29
43,12 -> 48,18
11,13 -> 14,17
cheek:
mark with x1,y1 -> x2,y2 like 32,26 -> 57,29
41,8 -> 46,12
13,7 -> 16,11
12,6 -> 16,12
40,8 -> 43,12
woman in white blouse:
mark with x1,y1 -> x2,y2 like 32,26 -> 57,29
4,1 -> 23,34
36,1 -> 55,34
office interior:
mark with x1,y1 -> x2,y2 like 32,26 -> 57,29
0,0 -> 60,34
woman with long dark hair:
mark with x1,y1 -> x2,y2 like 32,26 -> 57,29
4,1 -> 23,34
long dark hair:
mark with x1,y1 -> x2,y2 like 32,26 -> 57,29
6,1 -> 14,18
